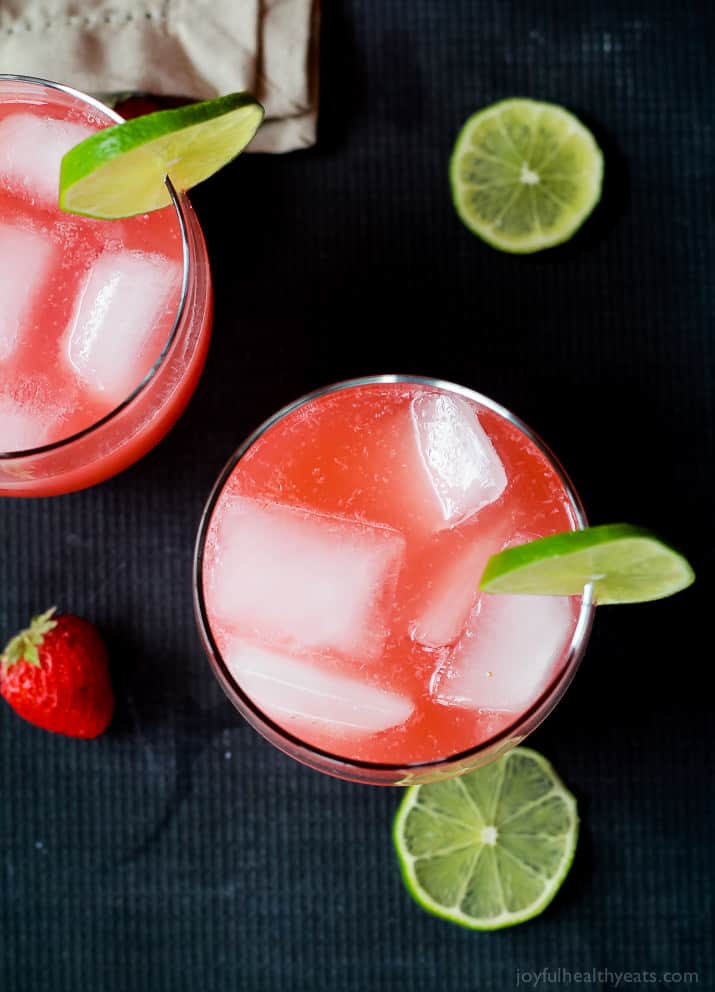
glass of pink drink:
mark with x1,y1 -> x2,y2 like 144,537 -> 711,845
194,377 -> 594,785
0,75 -> 213,497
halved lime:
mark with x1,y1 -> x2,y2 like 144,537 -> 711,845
450,98 -> 604,253
393,748 -> 578,930
59,92 -> 264,218
480,523 -> 694,605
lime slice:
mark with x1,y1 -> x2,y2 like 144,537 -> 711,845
393,748 -> 578,930
450,98 -> 604,253
59,92 -> 264,218
480,523 -> 694,605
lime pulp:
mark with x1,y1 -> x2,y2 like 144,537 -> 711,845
393,748 -> 579,930
450,98 -> 604,253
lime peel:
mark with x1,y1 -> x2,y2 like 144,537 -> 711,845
393,748 -> 579,930
479,523 -> 695,605
59,92 -> 264,219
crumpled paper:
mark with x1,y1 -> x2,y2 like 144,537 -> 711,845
0,0 -> 320,152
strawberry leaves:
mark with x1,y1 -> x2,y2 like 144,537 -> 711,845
1,607 -> 58,668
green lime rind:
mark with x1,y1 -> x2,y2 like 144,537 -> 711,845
479,523 -> 695,605
449,97 -> 604,254
59,92 -> 264,218
393,748 -> 579,930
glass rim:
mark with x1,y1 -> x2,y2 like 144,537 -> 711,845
193,374 -> 596,776
0,73 -> 192,460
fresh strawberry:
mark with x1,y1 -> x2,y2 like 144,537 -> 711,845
1,608 -> 114,738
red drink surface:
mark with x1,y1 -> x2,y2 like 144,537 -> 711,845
0,98 -> 182,442
0,82 -> 212,495
203,383 -> 582,766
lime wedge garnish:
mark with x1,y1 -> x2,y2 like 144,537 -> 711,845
480,523 -> 695,605
59,92 -> 264,218
393,748 -> 578,930
450,98 -> 604,253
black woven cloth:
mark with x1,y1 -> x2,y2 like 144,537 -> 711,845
1,2 -> 713,990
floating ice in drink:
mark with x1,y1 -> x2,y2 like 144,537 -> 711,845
207,495 -> 405,661
0,76 -> 213,497
199,381 -> 586,770
432,592 -> 575,712
226,640 -> 414,741
411,392 -> 507,527
0,221 -> 55,362
0,109 -> 181,445
0,394 -> 55,452
408,522 -> 511,648
65,250 -> 182,403
0,113 -> 93,208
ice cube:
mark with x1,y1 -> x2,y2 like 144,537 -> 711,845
226,640 -> 415,737
433,593 -> 575,713
0,395 -> 54,451
208,496 -> 406,661
0,222 -> 56,361
411,392 -> 507,527
64,250 -> 181,404
410,524 -> 511,649
0,113 -> 94,208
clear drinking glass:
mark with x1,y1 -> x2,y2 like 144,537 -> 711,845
0,75 -> 213,497
194,376 -> 594,785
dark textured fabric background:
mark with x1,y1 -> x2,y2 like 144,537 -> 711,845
1,2 -> 713,990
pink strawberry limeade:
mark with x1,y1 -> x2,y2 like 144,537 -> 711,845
195,378 -> 593,785
0,76 -> 212,496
